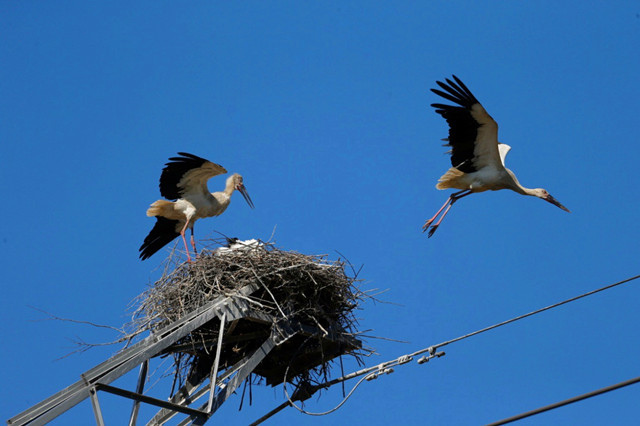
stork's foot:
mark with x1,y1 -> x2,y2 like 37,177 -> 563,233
422,219 -> 434,232
427,225 -> 439,238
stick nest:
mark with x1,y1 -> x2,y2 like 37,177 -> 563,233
130,239 -> 369,391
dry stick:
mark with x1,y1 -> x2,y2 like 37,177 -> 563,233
232,293 -> 267,310
250,268 -> 287,319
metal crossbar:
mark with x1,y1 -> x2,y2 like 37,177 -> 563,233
9,281 -> 360,426
8,284 -> 259,426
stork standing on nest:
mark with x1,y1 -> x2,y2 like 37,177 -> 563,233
140,152 -> 255,262
423,75 -> 570,237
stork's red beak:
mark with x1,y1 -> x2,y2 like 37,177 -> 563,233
237,184 -> 255,209
545,194 -> 570,213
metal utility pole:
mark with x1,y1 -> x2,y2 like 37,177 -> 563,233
9,282 -> 360,426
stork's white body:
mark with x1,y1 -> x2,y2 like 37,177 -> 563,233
441,151 -> 524,193
160,185 -> 233,231
183,192 -> 231,219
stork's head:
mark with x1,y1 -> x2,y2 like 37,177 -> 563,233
229,173 -> 255,209
531,188 -> 570,212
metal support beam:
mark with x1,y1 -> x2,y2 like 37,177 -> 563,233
147,346 -> 263,425
95,383 -> 207,417
8,284 -> 258,426
210,329 -> 282,414
128,359 -> 148,426
146,369 -> 210,425
88,387 -> 105,426
186,331 -> 282,426
8,281 -> 361,426
207,313 -> 226,413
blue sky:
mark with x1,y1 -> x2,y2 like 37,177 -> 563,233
2,2 -> 639,425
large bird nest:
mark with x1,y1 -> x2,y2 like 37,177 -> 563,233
130,239 -> 370,394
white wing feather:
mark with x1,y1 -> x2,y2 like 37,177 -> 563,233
497,143 -> 511,166
178,162 -> 227,197
469,103 -> 502,170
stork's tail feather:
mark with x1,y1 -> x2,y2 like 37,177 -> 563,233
139,216 -> 180,260
146,200 -> 175,217
435,167 -> 465,190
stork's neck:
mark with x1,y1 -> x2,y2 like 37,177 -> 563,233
510,179 -> 543,198
504,169 -> 531,195
223,177 -> 236,196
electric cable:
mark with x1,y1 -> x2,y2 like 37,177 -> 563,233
486,375 -> 640,425
252,273 -> 640,424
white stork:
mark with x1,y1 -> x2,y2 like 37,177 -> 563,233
139,152 -> 254,262
423,75 -> 570,237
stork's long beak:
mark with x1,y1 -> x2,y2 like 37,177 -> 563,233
545,194 -> 570,213
237,184 -> 255,209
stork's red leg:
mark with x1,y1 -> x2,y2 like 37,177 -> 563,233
427,202 -> 455,237
190,228 -> 198,258
422,198 -> 453,231
424,189 -> 472,237
180,219 -> 193,263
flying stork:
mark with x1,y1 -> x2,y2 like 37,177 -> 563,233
139,152 -> 255,262
423,75 -> 570,237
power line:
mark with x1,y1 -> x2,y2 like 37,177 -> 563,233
486,375 -> 640,425
416,273 -> 640,355
252,273 -> 640,424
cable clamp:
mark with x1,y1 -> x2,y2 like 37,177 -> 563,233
366,364 -> 395,381
397,355 -> 413,365
366,373 -> 379,381
417,349 -> 446,364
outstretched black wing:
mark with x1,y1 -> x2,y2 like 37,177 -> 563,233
159,152 -> 227,200
139,217 -> 180,260
431,76 -> 500,173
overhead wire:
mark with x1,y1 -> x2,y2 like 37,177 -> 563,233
252,273 -> 640,424
486,375 -> 640,425
415,272 -> 640,354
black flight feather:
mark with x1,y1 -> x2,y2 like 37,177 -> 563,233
139,216 -> 180,260
430,75 -> 482,173
159,152 -> 210,200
